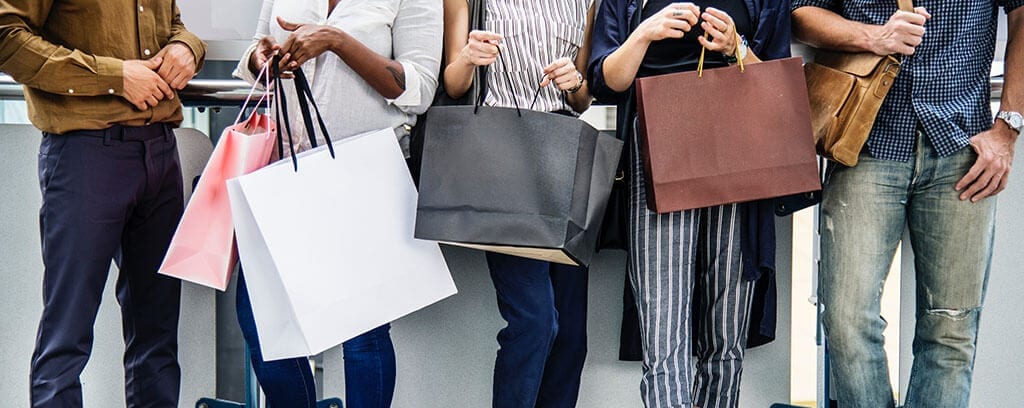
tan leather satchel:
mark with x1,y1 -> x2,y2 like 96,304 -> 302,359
804,0 -> 914,166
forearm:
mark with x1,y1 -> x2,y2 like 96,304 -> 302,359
444,56 -> 475,99
601,33 -> 651,92
330,29 -> 406,100
1002,8 -> 1023,117
792,6 -> 881,54
567,84 -> 592,113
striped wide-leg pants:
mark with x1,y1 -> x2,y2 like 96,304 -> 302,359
627,127 -> 756,408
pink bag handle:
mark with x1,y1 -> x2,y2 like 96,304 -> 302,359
235,61 -> 273,125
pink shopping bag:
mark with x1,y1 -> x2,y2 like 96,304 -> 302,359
159,65 -> 276,290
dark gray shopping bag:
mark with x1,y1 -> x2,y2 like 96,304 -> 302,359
415,102 -> 623,267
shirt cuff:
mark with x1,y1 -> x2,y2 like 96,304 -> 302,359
232,42 -> 261,85
385,60 -> 423,108
95,56 -> 124,96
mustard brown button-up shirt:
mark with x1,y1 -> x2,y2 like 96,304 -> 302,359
0,0 -> 206,134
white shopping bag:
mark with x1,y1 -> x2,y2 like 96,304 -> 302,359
227,127 -> 457,361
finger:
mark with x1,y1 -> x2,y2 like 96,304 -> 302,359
974,172 -> 1004,202
276,16 -> 303,32
697,35 -> 719,51
277,52 -> 293,71
471,42 -> 499,56
993,172 -> 1010,196
955,156 -> 984,191
702,22 -> 730,43
551,63 -> 575,79
157,60 -> 174,81
664,19 -> 693,33
701,15 -> 729,35
703,7 -> 733,31
155,77 -> 174,100
667,8 -> 698,25
897,11 -> 927,26
144,94 -> 158,109
171,71 -> 189,90
132,98 -> 147,111
142,56 -> 163,70
540,76 -> 551,87
904,24 -> 925,37
470,30 -> 503,42
961,169 -> 994,202
915,7 -> 932,19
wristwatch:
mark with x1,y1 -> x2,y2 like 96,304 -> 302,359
725,35 -> 748,64
996,111 -> 1023,135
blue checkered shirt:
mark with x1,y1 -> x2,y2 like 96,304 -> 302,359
792,1 -> 1023,161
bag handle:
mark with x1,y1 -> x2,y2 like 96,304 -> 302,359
897,0 -> 914,12
696,31 -> 745,78
236,62 -> 273,125
272,55 -> 337,172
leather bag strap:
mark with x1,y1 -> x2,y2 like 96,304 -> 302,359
897,0 -> 913,12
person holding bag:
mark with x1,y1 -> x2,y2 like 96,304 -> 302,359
231,0 -> 442,406
588,1 -> 790,407
441,0 -> 597,406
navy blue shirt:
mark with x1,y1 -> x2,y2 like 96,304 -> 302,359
791,0 -> 1024,161
588,0 -> 792,347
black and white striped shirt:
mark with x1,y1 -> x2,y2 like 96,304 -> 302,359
483,0 -> 593,113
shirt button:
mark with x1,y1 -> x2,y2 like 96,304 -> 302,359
143,49 -> 151,56
108,89 -> 115,94
67,89 -> 74,94
139,5 -> 144,12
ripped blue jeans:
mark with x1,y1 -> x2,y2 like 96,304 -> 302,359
819,134 -> 996,408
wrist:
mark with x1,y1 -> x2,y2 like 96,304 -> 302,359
567,72 -> 585,94
328,27 -> 348,56
862,24 -> 888,55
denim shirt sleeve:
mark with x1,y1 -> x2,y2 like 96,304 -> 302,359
587,0 -> 630,105
749,0 -> 793,60
790,0 -> 839,12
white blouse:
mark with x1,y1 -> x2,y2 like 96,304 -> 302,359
234,0 -> 442,155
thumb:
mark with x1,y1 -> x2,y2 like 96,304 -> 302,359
142,57 -> 163,70
277,16 -> 302,31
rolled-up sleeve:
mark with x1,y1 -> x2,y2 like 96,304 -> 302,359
387,0 -> 442,115
587,0 -> 629,105
1001,0 -> 1024,13
791,0 -> 839,12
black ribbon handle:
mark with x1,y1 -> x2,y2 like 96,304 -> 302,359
272,55 -> 337,172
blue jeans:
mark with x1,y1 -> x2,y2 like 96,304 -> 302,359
236,272 -> 396,408
487,252 -> 589,408
819,135 -> 995,408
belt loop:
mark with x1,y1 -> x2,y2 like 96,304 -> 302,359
103,127 -> 113,146
164,123 -> 174,142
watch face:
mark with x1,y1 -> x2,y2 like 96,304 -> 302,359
1010,113 -> 1024,130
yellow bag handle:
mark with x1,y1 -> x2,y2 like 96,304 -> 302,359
697,31 -> 745,78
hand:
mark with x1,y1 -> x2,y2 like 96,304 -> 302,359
540,57 -> 581,91
249,35 -> 282,75
154,42 -> 197,90
869,7 -> 931,56
955,126 -> 1017,202
635,2 -> 700,43
697,7 -> 738,55
277,17 -> 341,70
459,30 -> 502,67
122,57 -> 174,111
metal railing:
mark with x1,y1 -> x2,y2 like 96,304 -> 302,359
1,73 -> 1006,105
0,74 -> 264,105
